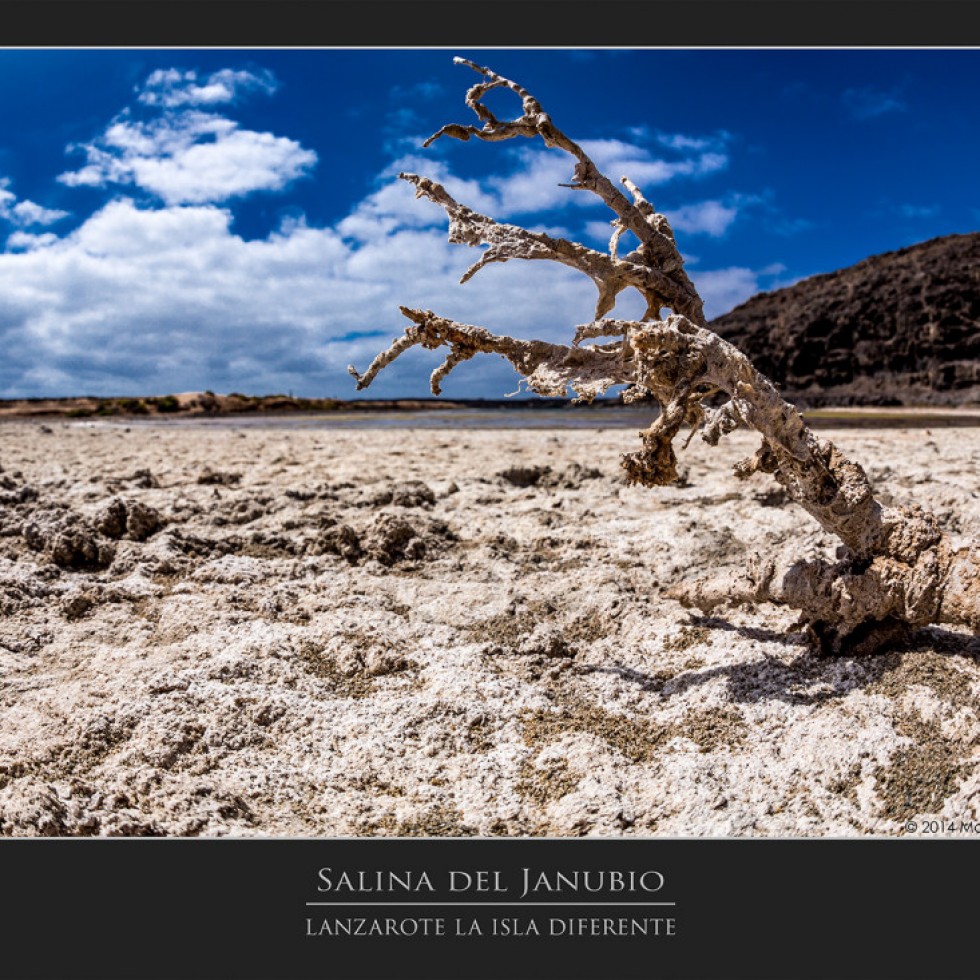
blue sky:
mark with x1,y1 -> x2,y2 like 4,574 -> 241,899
0,48 -> 977,400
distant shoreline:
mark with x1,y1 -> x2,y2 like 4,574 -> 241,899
1,390 -> 979,428
0,391 -> 614,420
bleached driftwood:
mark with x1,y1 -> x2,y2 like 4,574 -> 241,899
350,58 -> 978,653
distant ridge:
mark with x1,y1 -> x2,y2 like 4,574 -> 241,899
710,232 -> 980,406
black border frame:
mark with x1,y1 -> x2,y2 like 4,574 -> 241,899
2,3 -> 979,978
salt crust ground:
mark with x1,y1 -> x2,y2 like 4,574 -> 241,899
0,419 -> 977,837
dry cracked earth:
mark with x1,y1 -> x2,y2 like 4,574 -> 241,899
0,418 -> 977,837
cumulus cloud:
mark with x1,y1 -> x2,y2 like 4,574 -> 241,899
60,110 -> 316,206
10,200 -> 69,227
138,67 -> 277,107
0,74 -> 778,400
338,156 -> 499,243
59,68 -> 315,206
0,189 -> 599,399
5,231 -> 58,251
0,199 -> 360,396
664,199 -> 738,237
482,136 -> 729,217
0,166 -> 775,399
0,178 -> 69,228
582,219 -> 619,250
696,265 -> 786,319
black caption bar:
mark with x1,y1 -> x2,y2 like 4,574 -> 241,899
2,2 -> 980,47
0,837 -> 975,980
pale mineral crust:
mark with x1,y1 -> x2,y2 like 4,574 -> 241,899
0,420 -> 977,837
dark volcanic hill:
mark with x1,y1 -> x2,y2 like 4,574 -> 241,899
710,232 -> 980,406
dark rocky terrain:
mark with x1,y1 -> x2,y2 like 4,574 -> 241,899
711,233 -> 980,406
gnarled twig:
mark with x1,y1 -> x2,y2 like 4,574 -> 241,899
351,59 -> 978,653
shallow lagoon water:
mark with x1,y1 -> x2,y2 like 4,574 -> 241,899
68,404 -> 980,431
74,406 -> 662,431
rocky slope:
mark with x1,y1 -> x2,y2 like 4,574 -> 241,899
711,233 -> 980,406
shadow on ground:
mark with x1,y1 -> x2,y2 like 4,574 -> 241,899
582,618 -> 980,706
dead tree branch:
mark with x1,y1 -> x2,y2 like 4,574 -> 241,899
349,307 -> 632,402
350,59 -> 978,653
422,58 -> 704,325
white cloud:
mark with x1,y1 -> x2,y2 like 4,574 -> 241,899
0,191 -> 600,400
0,171 -> 784,399
338,157 -> 499,244
60,110 -> 316,205
0,177 -> 69,227
10,200 -> 69,227
59,72 -> 315,206
1,81 -> 779,400
760,262 -> 787,277
138,67 -> 277,108
6,231 -> 58,251
132,127 -> 315,205
525,223 -> 571,239
627,127 -> 730,154
478,135 -> 729,218
486,147 -> 576,215
581,219 -> 643,255
664,199 -> 738,237
694,266 -> 782,320
583,219 -> 617,247
584,136 -> 728,185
